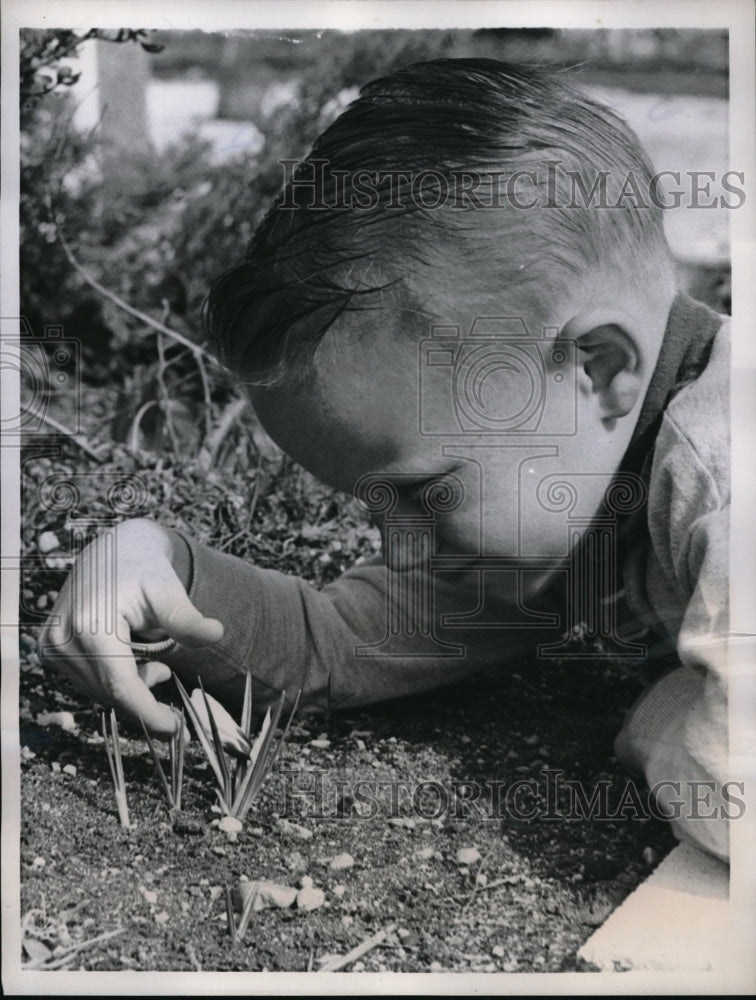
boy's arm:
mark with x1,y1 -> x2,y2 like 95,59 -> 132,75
163,531 -> 550,713
615,505 -> 732,861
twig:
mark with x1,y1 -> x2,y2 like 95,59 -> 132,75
54,222 -> 210,358
203,396 -> 248,467
318,923 -> 396,972
32,410 -> 105,462
22,927 -> 125,971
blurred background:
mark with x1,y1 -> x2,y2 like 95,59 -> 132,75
18,27 -> 732,623
21,26 -> 730,353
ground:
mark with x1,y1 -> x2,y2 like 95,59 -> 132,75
20,609 -> 675,973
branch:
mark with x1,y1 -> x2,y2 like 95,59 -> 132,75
33,411 -> 106,462
53,219 -> 212,360
318,923 -> 396,972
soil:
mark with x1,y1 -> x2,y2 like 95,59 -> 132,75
19,639 -> 675,974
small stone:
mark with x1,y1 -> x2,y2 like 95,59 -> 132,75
524,734 -> 540,746
329,852 -> 354,871
310,739 -> 331,750
285,851 -> 307,872
218,816 -> 243,840
234,880 -> 298,911
476,873 -> 488,887
456,847 -> 482,865
62,764 -> 77,777
300,875 -> 314,889
461,735 -> 472,743
503,960 -> 518,972
429,961 -> 443,971
154,911 -> 169,924
20,746 -> 36,761
342,914 -> 353,927
261,883 -> 298,908
355,739 -> 366,751
38,531 -> 60,554
140,886 -> 158,905
333,884 -> 346,898
415,847 -> 434,860
296,886 -> 326,911
642,846 -> 660,866
492,944 -> 505,958
32,856 -> 45,869
36,711 -> 77,733
277,818 -> 313,841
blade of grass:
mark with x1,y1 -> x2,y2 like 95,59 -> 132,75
236,882 -> 262,941
240,670 -> 253,741
231,698 -> 282,819
173,674 -> 229,808
224,883 -> 237,945
232,690 -> 300,820
198,679 -> 232,804
140,718 -> 174,810
172,709 -> 185,812
102,710 -> 130,827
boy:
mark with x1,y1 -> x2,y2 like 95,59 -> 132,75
41,60 -> 732,861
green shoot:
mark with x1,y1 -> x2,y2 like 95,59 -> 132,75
224,883 -> 237,945
173,672 -> 301,822
223,880 -> 261,943
141,708 -> 186,812
236,882 -> 262,942
101,709 -> 131,828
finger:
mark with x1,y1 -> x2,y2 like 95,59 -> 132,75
144,571 -> 224,648
137,660 -> 172,689
87,625 -> 179,737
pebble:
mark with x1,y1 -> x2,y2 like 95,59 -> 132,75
429,961 -> 443,971
492,944 -> 505,958
415,847 -> 434,860
296,886 -> 326,911
642,846 -> 660,866
476,873 -> 488,887
62,764 -> 77,777
139,887 -> 158,905
36,711 -> 77,733
310,739 -> 331,749
300,875 -> 313,889
20,746 -> 36,761
333,884 -> 346,898
154,911 -> 169,924
32,856 -> 45,869
329,852 -> 354,871
38,531 -> 60,554
456,847 -> 482,865
218,816 -> 243,840
235,880 -> 298,911
524,734 -> 540,747
277,818 -> 313,841
355,739 -> 366,751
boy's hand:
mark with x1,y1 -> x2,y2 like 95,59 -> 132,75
39,519 -> 223,737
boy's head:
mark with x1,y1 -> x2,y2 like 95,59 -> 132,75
206,59 -> 677,573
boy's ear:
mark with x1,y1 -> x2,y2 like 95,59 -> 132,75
560,310 -> 644,427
